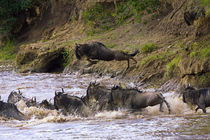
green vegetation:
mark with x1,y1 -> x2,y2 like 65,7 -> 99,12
190,51 -> 197,58
200,44 -> 210,60
140,52 -> 167,66
83,0 -> 160,35
165,56 -> 181,77
106,43 -> 117,48
199,72 -> 210,86
200,0 -> 210,14
189,42 -> 210,60
62,48 -> 70,68
141,43 -> 157,53
0,41 -> 16,60
0,0 -> 33,33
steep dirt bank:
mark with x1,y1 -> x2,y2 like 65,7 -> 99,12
12,0 -> 210,88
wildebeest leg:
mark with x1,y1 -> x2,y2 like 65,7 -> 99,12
126,59 -> 130,71
131,58 -> 137,63
159,102 -> 163,112
195,106 -> 200,112
196,104 -> 206,113
202,108 -> 206,113
163,99 -> 171,114
157,94 -> 171,114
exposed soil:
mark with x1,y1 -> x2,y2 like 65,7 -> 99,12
10,0 -> 210,88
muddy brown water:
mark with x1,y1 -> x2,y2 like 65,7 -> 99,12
0,71 -> 209,140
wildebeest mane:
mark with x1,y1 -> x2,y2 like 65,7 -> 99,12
111,85 -> 142,93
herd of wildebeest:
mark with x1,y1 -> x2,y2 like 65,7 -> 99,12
0,82 -> 209,121
0,42 -> 209,120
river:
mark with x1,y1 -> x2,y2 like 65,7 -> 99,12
0,71 -> 209,139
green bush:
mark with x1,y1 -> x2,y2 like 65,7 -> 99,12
62,48 -> 70,68
141,43 -> 157,53
83,0 -> 160,34
0,0 -> 33,33
0,40 -> 16,60
140,55 -> 157,66
189,43 -> 210,60
165,56 -> 181,75
200,0 -> 210,15
200,44 -> 210,60
190,51 -> 197,58
140,52 -> 166,66
83,3 -> 116,34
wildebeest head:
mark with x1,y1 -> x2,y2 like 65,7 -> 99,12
87,82 -> 100,95
26,97 -> 37,107
87,82 -> 110,101
39,99 -> 55,110
180,84 -> 198,104
54,88 -> 65,110
7,90 -> 25,104
86,82 -> 112,111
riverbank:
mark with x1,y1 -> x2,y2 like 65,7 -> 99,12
0,0 -> 209,88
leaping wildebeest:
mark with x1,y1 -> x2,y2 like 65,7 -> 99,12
75,42 -> 139,71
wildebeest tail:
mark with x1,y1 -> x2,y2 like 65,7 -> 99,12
129,49 -> 139,57
75,46 -> 81,59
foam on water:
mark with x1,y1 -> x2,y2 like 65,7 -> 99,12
143,91 -> 195,115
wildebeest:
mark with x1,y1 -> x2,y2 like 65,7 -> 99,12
7,90 -> 37,107
75,42 -> 139,70
181,85 -> 210,113
111,86 -> 171,114
54,89 -> 92,117
7,90 -> 25,104
39,99 -> 55,110
84,82 -> 113,111
0,101 -> 26,120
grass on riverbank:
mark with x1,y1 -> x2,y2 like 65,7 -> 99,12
0,41 -> 17,61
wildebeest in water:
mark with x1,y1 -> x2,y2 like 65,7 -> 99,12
54,88 -> 93,117
111,86 -> 171,114
75,42 -> 139,71
181,85 -> 210,113
0,100 -> 26,120
84,82 -> 113,111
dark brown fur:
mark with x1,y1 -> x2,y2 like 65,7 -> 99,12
181,85 -> 210,113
